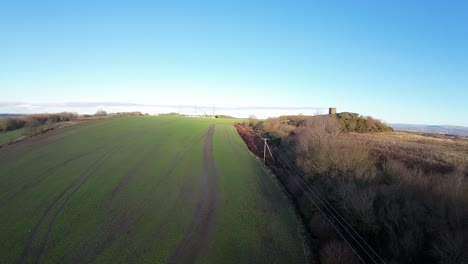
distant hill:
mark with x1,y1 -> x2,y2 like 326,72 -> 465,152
0,114 -> 24,117
390,123 -> 468,136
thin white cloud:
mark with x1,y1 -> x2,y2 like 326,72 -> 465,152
0,101 -> 327,111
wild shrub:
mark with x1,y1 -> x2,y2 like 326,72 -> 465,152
248,115 -> 259,128
22,118 -> 44,136
336,112 -> 393,132
0,118 -> 26,131
0,112 -> 78,133
320,240 -> 360,264
95,109 -> 107,116
261,118 -> 296,138
240,114 -> 467,263
294,116 -> 375,180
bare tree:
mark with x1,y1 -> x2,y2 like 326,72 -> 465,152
95,109 -> 107,116
295,115 -> 375,179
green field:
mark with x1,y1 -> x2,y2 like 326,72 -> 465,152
0,116 -> 307,263
0,129 -> 22,145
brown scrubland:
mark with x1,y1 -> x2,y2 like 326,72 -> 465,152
238,114 -> 468,264
0,112 -> 79,135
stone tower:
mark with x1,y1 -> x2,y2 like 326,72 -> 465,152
329,107 -> 336,115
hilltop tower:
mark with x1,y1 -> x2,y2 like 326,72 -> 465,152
329,107 -> 337,115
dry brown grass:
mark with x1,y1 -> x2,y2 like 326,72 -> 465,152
345,131 -> 468,175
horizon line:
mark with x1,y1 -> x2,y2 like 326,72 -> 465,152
0,101 -> 330,111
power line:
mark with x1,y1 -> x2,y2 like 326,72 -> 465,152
271,147 -> 385,264
272,152 -> 374,263
272,146 -> 386,263
235,124 -> 385,263
272,153 -> 367,263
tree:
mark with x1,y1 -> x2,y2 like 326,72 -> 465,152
95,109 -> 107,116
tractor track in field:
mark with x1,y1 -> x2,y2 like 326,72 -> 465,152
35,146 -> 121,264
108,120 -> 198,201
0,121 -> 96,163
110,142 -> 162,200
168,125 -> 218,264
146,130 -> 208,195
74,123 -> 210,262
89,142 -> 165,259
121,172 -> 199,264
65,121 -> 180,261
8,120 -> 173,211
20,119 -> 178,263
166,131 -> 207,177
152,172 -> 199,240
0,152 -> 93,208
20,145 -> 121,264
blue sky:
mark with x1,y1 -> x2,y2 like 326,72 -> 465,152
1,1 -> 467,125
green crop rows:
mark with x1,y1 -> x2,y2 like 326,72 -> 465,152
0,116 -> 306,263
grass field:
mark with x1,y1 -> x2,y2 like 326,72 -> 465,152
0,116 -> 307,263
0,130 -> 22,145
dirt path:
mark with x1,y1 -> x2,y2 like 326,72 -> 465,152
168,125 -> 218,264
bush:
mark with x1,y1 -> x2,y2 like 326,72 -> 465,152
261,118 -> 296,138
22,118 -> 44,136
239,114 -> 468,263
320,240 -> 361,264
0,118 -> 26,131
294,115 -> 376,180
95,109 -> 107,116
295,140 -> 468,263
336,112 -> 393,132
0,113 -> 78,133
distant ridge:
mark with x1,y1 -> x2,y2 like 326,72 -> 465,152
0,114 -> 25,117
390,123 -> 468,136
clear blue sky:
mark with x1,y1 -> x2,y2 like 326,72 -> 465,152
1,0 -> 467,125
